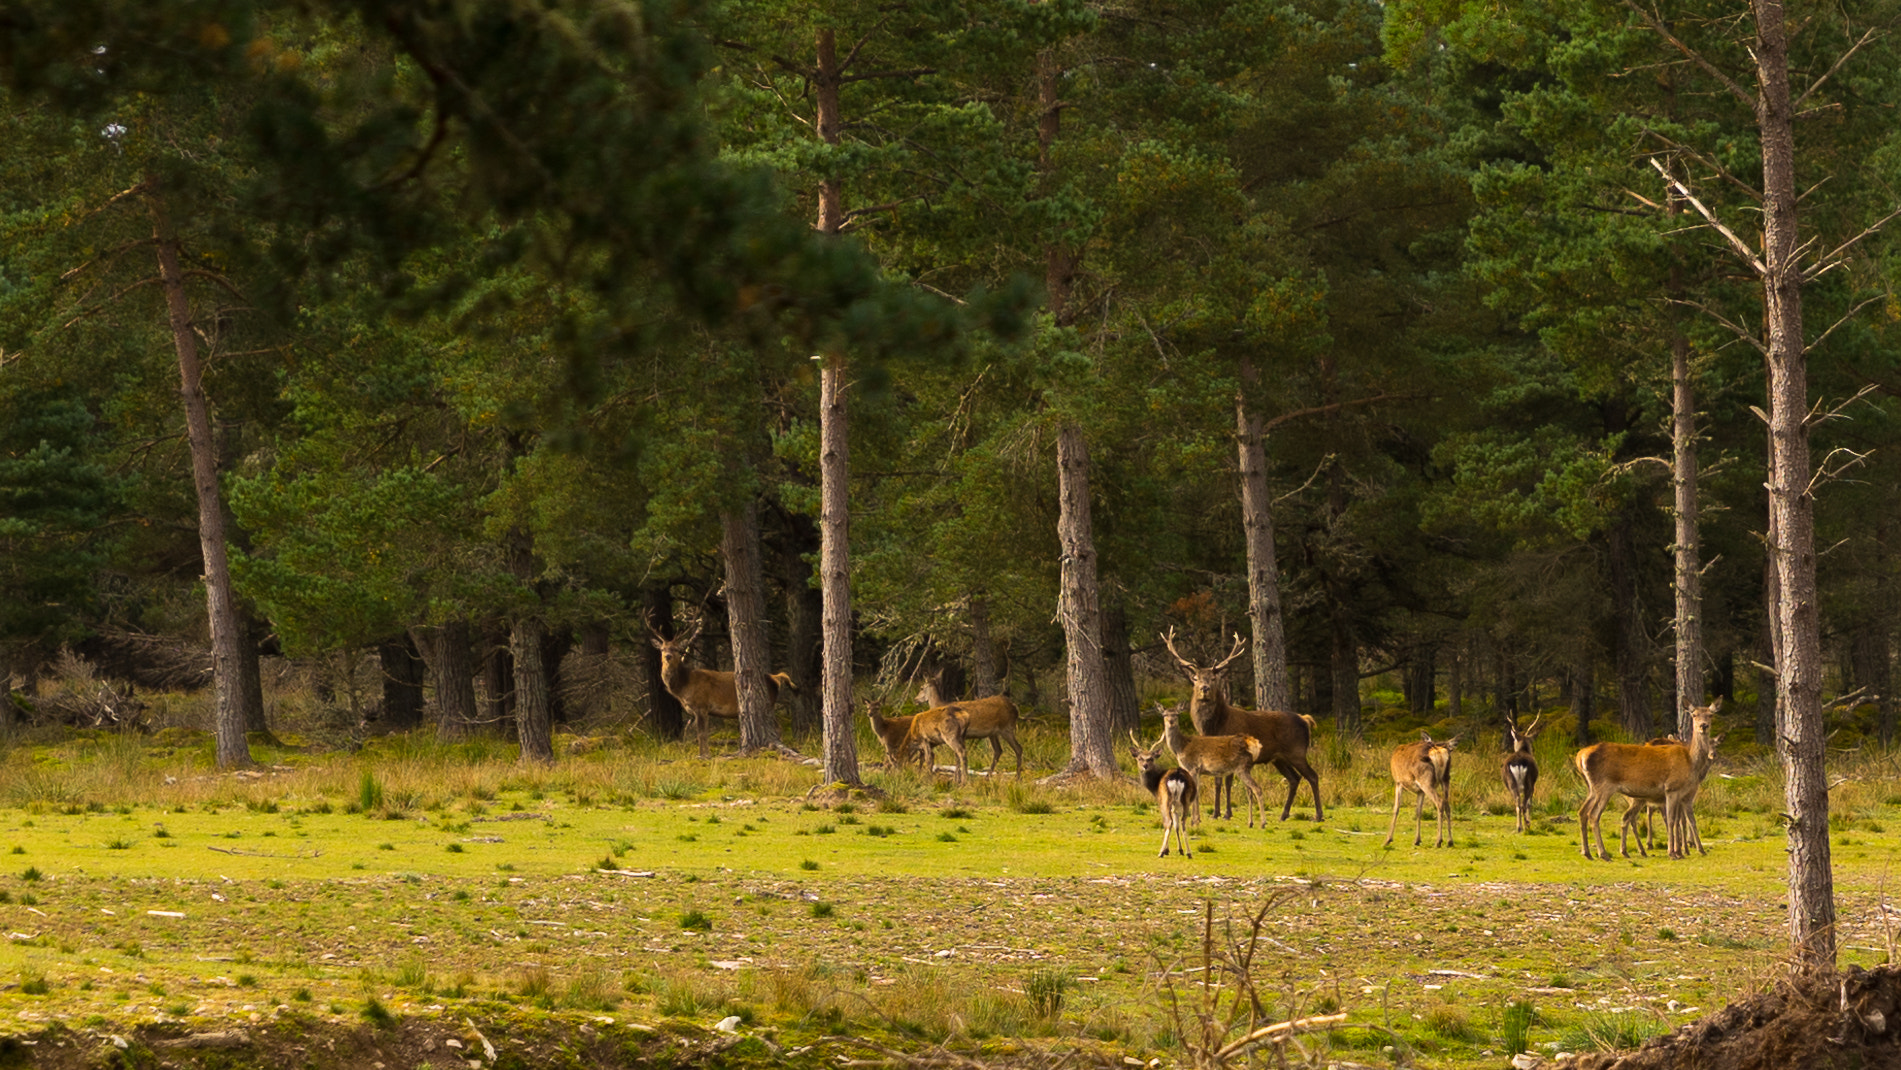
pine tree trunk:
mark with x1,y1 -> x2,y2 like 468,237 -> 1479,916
970,595 -> 999,697
1671,305 -> 1705,737
149,185 -> 251,770
1330,614 -> 1359,736
481,621 -> 514,732
642,587 -> 686,740
722,503 -> 782,751
1056,423 -> 1117,776
1755,0 -> 1833,965
1447,638 -> 1463,720
1236,363 -> 1293,711
1101,599 -> 1140,739
1571,659 -> 1595,746
419,620 -> 480,740
512,616 -> 554,763
237,605 -> 270,738
378,634 -> 427,730
1608,514 -> 1653,739
776,510 -> 823,735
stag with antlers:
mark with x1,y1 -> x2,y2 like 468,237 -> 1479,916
1161,628 -> 1323,823
649,620 -> 796,758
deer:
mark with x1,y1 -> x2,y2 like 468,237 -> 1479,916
1129,731 -> 1200,858
1153,704 -> 1268,826
1161,628 -> 1323,823
865,701 -> 920,769
1575,698 -> 1721,860
650,620 -> 797,758
1502,713 -> 1542,834
915,674 -> 1024,778
903,704 -> 972,784
1385,732 -> 1459,847
1619,731 -> 1723,858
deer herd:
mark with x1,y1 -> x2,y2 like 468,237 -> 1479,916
650,622 -> 1729,863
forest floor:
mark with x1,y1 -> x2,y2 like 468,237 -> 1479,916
0,725 -> 1896,1069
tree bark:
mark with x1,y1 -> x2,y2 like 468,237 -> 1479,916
419,620 -> 480,740
1571,658 -> 1595,746
1056,423 -> 1117,776
970,595 -> 1000,697
1670,287 -> 1705,738
1101,599 -> 1140,739
1608,514 -> 1653,740
1755,0 -> 1833,965
1330,613 -> 1359,736
378,633 -> 427,730
642,586 -> 686,740
481,620 -> 514,732
507,528 -> 553,763
1447,637 -> 1464,720
775,509 -> 824,735
149,185 -> 251,770
1236,357 -> 1293,711
722,502 -> 783,751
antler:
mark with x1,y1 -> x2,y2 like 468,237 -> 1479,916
1159,627 -> 1197,673
1210,633 -> 1247,672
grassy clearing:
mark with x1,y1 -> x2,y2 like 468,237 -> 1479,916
0,713 -> 1892,1069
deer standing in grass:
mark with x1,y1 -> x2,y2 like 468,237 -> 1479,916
1502,714 -> 1542,834
1161,629 -> 1323,822
865,701 -> 919,769
1154,704 -> 1267,827
1619,731 -> 1722,858
915,675 -> 1024,778
650,621 -> 796,758
1130,732 -> 1199,858
1575,699 -> 1720,860
1385,733 -> 1459,847
904,705 -> 971,784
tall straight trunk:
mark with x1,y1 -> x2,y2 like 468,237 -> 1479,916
1760,548 -> 1782,749
1447,638 -> 1464,720
1056,423 -> 1116,775
481,621 -> 514,731
1755,0 -> 1833,964
1236,356 -> 1292,711
1329,613 -> 1359,736
642,587 -> 686,740
149,186 -> 250,770
507,529 -> 553,763
776,510 -> 823,735
722,503 -> 782,751
1101,599 -> 1140,739
970,595 -> 999,697
1608,515 -> 1653,740
378,633 -> 427,730
1670,295 -> 1705,738
813,27 -> 861,784
1571,659 -> 1595,746
1873,518 -> 1896,747
419,620 -> 480,740
237,605 -> 270,737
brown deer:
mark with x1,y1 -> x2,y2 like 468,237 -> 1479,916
1619,731 -> 1722,857
650,621 -> 796,758
1156,704 -> 1267,827
915,675 -> 1024,778
1129,732 -> 1200,858
904,705 -> 972,784
1502,713 -> 1542,834
1161,628 -> 1323,822
1575,699 -> 1720,860
1385,733 -> 1459,847
866,701 -> 920,769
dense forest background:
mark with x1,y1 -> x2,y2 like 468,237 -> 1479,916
4,0 -> 1901,772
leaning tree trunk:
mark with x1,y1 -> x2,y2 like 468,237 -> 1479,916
1670,278 -> 1705,738
1755,0 -> 1833,965
1236,359 -> 1293,711
149,185 -> 251,770
722,502 -> 783,751
1056,423 -> 1117,776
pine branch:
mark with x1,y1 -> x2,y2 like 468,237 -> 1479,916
1794,26 -> 1882,110
1623,0 -> 1756,108
1649,158 -> 1766,275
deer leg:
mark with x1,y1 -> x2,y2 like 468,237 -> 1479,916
1384,784 -> 1406,847
984,736 -> 1004,775
1004,730 -> 1024,779
1413,789 -> 1428,847
953,739 -> 968,786
1238,770 -> 1264,828
1274,760 -> 1301,821
1292,759 -> 1323,822
1579,790 -> 1609,861
694,706 -> 710,760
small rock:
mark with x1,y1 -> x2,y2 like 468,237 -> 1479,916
714,1016 -> 741,1034
1511,1053 -> 1543,1069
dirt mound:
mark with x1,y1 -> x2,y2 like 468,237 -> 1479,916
1568,963 -> 1901,1070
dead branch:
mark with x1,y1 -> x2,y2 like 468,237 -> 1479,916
1272,453 -> 1335,506
1649,158 -> 1765,275
1795,26 -> 1882,110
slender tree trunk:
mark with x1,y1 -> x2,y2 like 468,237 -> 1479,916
1101,599 -> 1140,739
378,634 -> 427,731
507,529 -> 553,763
1447,637 -> 1464,720
1670,294 -> 1705,737
723,503 -> 783,751
1608,514 -> 1653,740
1330,614 -> 1359,736
1571,658 -> 1595,746
149,186 -> 250,770
776,510 -> 823,735
970,595 -> 999,697
481,621 -> 514,731
1874,518 -> 1896,747
642,587 -> 686,740
1755,0 -> 1833,965
419,620 -> 480,740
1056,423 -> 1116,776
1236,357 -> 1293,711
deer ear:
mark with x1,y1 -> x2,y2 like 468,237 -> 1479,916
1708,696 -> 1724,713
650,637 -> 663,649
